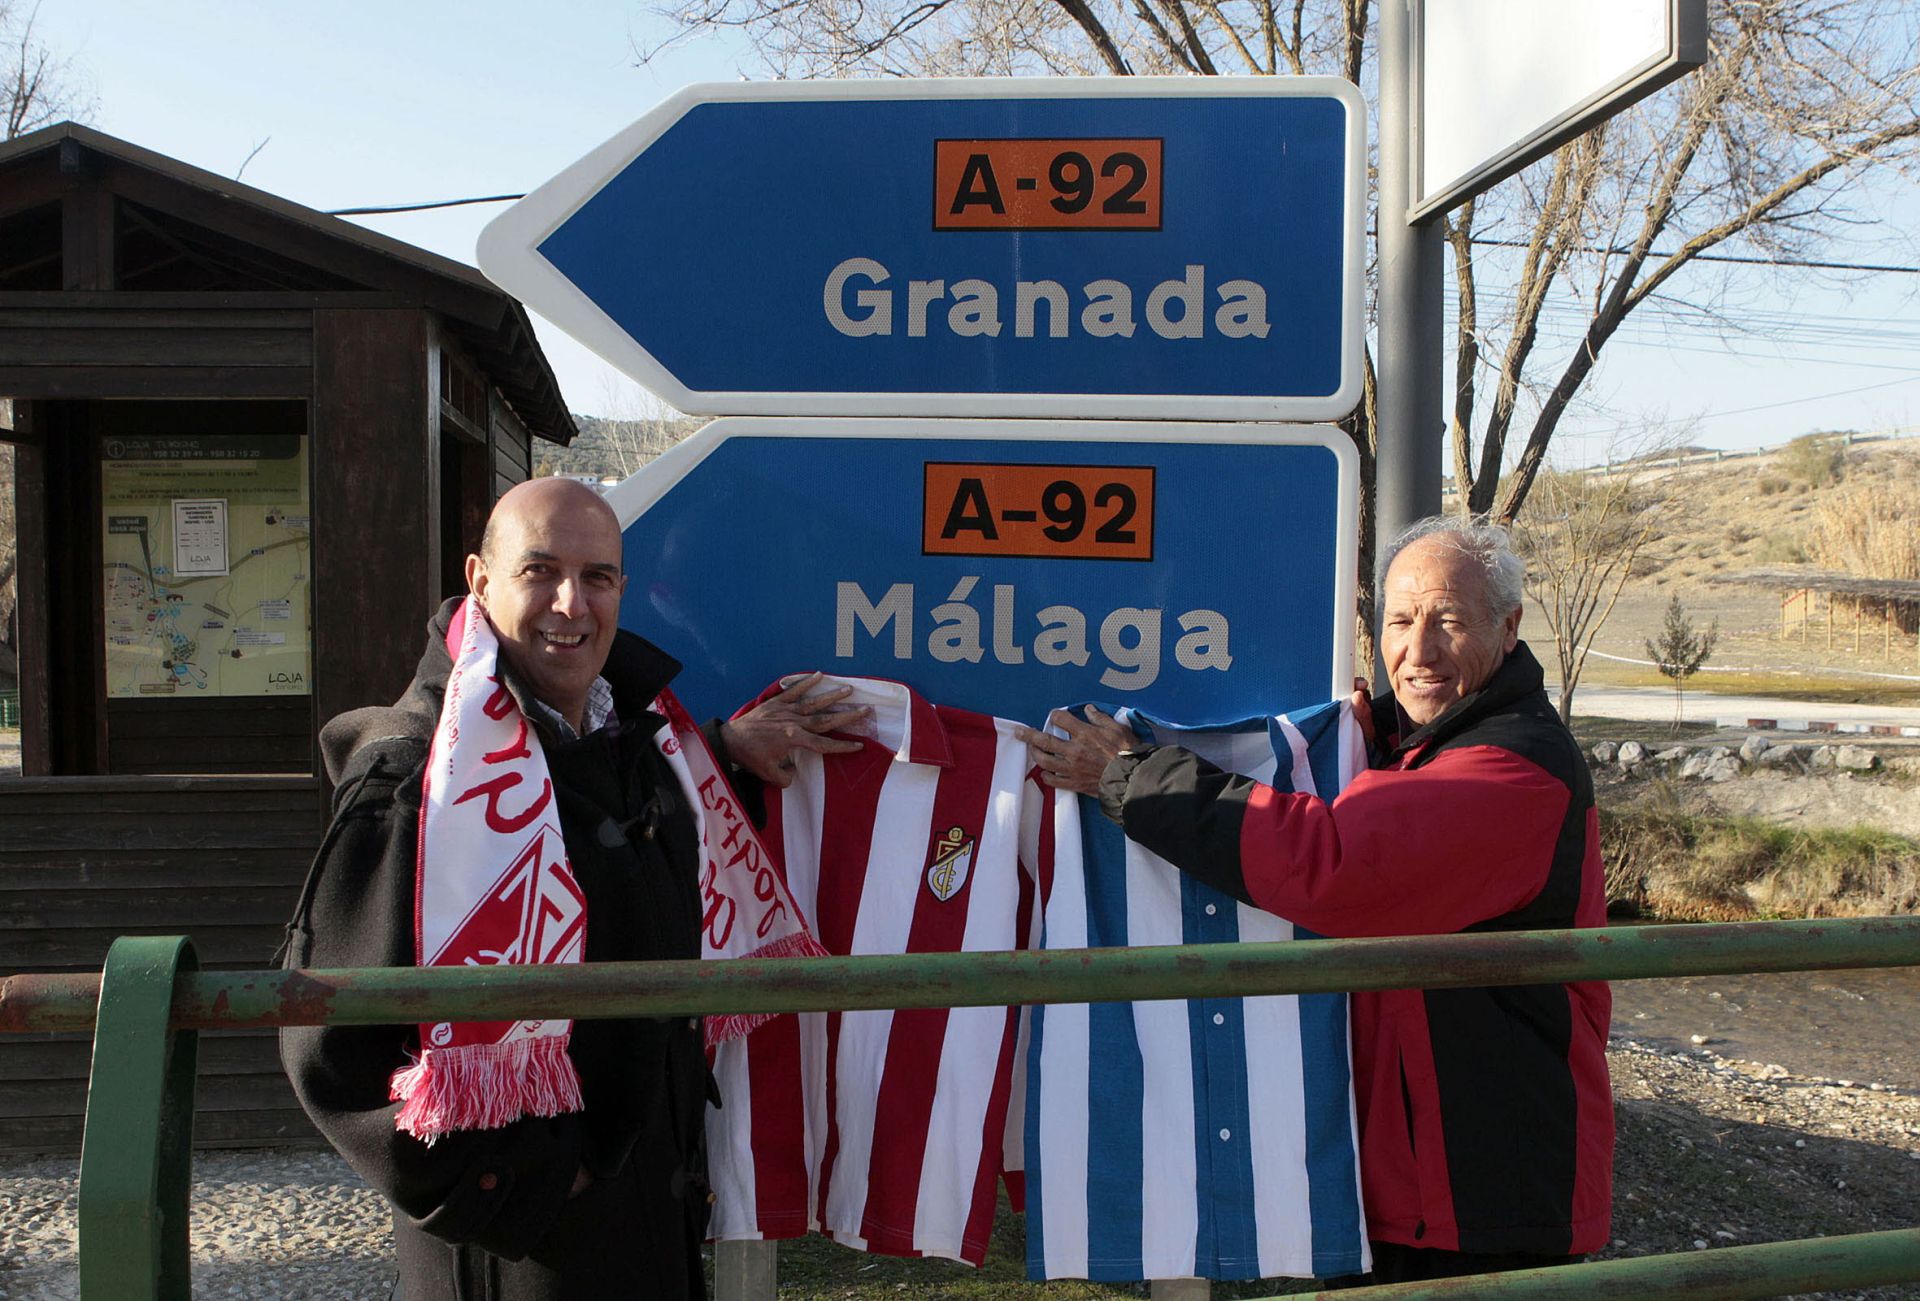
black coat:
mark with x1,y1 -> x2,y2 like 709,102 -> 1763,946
280,599 -> 710,1300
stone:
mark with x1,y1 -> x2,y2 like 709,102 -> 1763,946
1809,745 -> 1837,770
1655,745 -> 1692,764
1690,1033 -> 1713,1046
1617,741 -> 1647,766
1738,735 -> 1771,763
1680,753 -> 1737,781
1703,755 -> 1742,782
1705,745 -> 1733,760
1835,744 -> 1879,772
1591,741 -> 1619,764
1757,745 -> 1804,770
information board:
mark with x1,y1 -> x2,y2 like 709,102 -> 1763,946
100,435 -> 313,698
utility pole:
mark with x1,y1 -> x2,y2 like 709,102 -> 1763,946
1373,0 -> 1446,652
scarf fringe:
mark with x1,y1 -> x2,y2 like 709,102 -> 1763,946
390,1034 -> 584,1143
703,928 -> 835,1047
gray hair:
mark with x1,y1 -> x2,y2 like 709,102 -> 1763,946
1380,515 -> 1525,619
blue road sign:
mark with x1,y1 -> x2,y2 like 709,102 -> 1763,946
610,419 -> 1356,727
480,79 -> 1366,421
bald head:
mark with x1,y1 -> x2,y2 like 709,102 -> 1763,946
466,477 -> 628,731
480,477 -> 621,568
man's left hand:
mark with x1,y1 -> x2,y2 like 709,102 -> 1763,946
721,672 -> 873,788
1017,706 -> 1141,798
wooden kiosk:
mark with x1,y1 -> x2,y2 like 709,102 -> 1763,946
0,122 -> 578,1149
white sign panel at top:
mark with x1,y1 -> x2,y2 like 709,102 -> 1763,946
1413,0 -> 1706,221
479,78 -> 1367,421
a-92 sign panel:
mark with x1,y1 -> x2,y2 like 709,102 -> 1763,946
606,419 -> 1357,728
479,79 -> 1366,421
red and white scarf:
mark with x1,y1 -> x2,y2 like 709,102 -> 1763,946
391,596 -> 821,1142
649,689 -> 829,1046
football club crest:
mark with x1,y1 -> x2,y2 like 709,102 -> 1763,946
925,825 -> 976,902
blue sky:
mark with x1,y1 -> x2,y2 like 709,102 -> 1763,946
35,1 -> 1920,460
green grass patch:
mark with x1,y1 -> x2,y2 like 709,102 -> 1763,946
1601,787 -> 1920,920
1570,718 -> 1718,746
702,1195 -> 1322,1297
1573,660 -> 1920,706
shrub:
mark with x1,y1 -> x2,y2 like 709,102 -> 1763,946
1600,791 -> 1920,919
1808,477 -> 1920,581
1756,475 -> 1790,495
1754,532 -> 1808,566
1778,432 -> 1846,488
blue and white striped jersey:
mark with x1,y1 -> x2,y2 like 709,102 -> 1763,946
1019,699 -> 1371,1282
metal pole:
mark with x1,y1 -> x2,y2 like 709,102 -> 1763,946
1291,1226 -> 1920,1299
1374,0 -> 1447,661
9,918 -> 1916,1036
715,1240 -> 777,1301
77,935 -> 199,1300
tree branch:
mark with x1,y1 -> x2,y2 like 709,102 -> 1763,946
1051,0 -> 1135,74
1190,0 -> 1264,74
1158,0 -> 1220,75
1129,0 -> 1197,70
1445,199 -> 1480,506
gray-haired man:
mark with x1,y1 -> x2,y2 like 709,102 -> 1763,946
1025,516 -> 1613,1284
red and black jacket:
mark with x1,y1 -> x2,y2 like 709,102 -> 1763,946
1100,642 -> 1611,1256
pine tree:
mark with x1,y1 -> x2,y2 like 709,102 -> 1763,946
1645,594 -> 1719,733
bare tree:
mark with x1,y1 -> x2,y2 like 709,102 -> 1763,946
3,1 -> 94,139
1453,0 -> 1920,522
591,376 -> 699,479
1514,450 -> 1670,724
638,0 -> 1920,647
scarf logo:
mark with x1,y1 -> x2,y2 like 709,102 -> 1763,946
925,825 -> 976,902
430,825 -> 587,970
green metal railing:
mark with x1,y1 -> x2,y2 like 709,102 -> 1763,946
1,917 -> 1916,1298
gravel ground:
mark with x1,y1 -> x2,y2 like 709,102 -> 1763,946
0,1147 -> 395,1299
1,1037 -> 1915,1300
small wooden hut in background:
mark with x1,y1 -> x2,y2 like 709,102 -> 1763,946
1714,568 -> 1920,668
0,122 -> 577,1149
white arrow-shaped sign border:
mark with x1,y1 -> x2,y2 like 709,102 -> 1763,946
478,77 -> 1368,422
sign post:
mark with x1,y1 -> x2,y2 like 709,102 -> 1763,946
479,78 -> 1366,422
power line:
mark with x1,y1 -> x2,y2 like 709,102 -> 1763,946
1464,236 -> 1919,276
347,196 -> 1920,279
1696,372 -> 1920,419
326,193 -> 525,216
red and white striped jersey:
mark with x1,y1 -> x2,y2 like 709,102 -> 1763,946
706,675 -> 1039,1266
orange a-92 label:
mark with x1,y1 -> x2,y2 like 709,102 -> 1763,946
923,463 -> 1155,561
933,138 -> 1163,231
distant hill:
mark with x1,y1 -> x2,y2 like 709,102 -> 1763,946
537,413 -> 705,482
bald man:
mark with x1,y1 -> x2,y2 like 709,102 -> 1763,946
283,478 -> 861,1300
1027,516 -> 1612,1286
